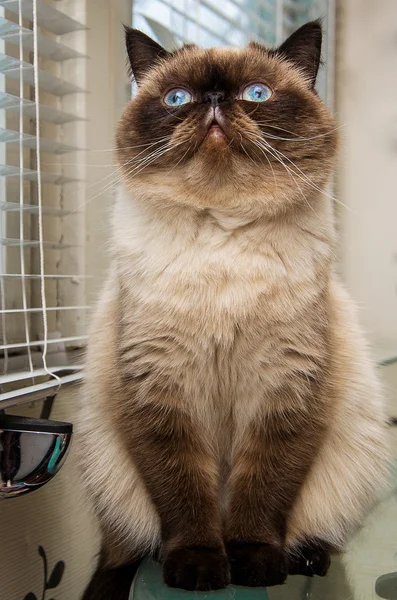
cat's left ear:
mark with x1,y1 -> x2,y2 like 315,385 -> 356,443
124,26 -> 170,83
274,20 -> 322,87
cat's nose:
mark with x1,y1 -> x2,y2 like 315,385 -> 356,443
203,91 -> 225,108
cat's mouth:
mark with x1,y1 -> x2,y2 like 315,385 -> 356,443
198,108 -> 230,148
206,122 -> 227,141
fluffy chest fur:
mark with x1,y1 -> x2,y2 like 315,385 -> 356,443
114,187 -> 332,342
113,187 -> 332,429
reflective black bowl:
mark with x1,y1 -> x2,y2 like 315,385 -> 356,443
0,414 -> 73,498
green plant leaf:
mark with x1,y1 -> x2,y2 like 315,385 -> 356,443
38,546 -> 46,560
46,561 -> 65,589
24,594 -> 37,600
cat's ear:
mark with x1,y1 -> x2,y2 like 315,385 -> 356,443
124,26 -> 170,83
274,20 -> 322,87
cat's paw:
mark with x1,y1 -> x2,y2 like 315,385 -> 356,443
227,541 -> 287,587
162,545 -> 231,591
288,542 -> 331,577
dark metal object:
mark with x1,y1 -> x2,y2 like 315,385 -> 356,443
0,414 -> 72,498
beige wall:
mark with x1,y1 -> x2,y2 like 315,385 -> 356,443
337,0 -> 397,357
0,384 -> 98,600
336,6 -> 397,595
84,0 -> 133,304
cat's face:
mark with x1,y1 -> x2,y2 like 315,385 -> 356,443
117,22 -> 337,216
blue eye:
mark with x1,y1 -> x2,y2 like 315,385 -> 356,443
241,83 -> 272,102
164,88 -> 193,106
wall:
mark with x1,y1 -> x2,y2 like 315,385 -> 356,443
336,7 -> 397,597
84,0 -> 133,304
337,0 -> 397,359
0,384 -> 98,600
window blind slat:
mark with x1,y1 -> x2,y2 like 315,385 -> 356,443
0,306 -> 90,314
0,369 -> 84,408
0,0 -> 87,35
0,91 -> 86,123
0,201 -> 81,216
1,238 -> 76,250
0,17 -> 87,61
0,53 -> 87,95
0,164 -> 81,184
0,335 -> 87,351
0,274 -> 89,280
0,365 -> 83,385
0,126 -> 81,153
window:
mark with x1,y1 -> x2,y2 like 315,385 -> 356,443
0,0 -> 88,403
0,0 -> 335,405
133,0 -> 335,106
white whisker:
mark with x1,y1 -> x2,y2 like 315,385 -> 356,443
248,132 -> 351,212
248,135 -> 318,216
63,140 -> 177,219
166,144 -> 192,175
85,137 -> 173,153
254,122 -> 344,141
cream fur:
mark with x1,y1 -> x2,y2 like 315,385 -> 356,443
79,184 -> 389,564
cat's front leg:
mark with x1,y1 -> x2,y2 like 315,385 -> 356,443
225,402 -> 326,587
116,390 -> 230,591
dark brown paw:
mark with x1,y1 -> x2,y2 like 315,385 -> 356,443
227,541 -> 288,587
288,541 -> 331,577
163,545 -> 230,591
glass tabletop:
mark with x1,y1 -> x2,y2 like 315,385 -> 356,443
130,463 -> 397,600
130,557 -> 269,600
270,463 -> 397,600
375,343 -> 397,368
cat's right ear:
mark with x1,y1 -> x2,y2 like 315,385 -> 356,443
124,26 -> 170,83
272,20 -> 322,87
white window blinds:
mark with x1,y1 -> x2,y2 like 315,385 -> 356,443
0,0 -> 87,405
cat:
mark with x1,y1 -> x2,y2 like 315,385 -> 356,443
80,20 -> 389,599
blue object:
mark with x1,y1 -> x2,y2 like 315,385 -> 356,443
129,557 -> 269,600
